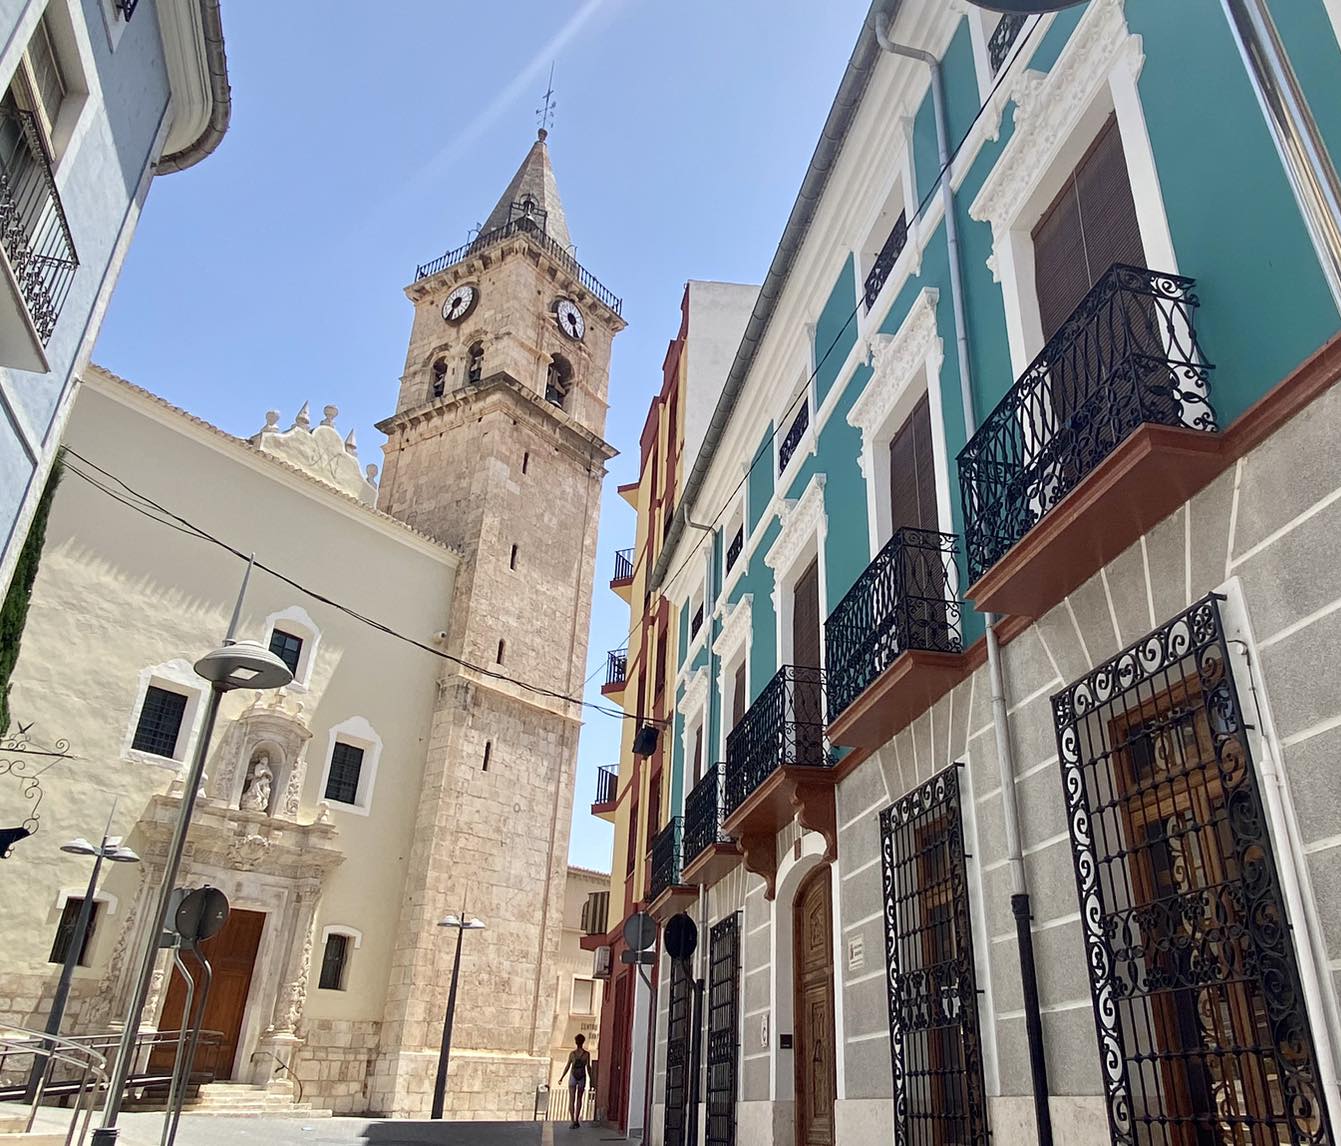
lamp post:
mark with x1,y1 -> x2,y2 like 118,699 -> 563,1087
24,806 -> 139,1101
430,912 -> 486,1120
93,561 -> 292,1144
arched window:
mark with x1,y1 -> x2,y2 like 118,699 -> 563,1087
431,358 -> 448,399
467,342 -> 484,385
545,354 -> 573,409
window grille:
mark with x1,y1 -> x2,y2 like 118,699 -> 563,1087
268,629 -> 303,676
49,897 -> 98,965
325,742 -> 364,805
662,958 -> 691,1146
706,913 -> 740,1146
1052,594 -> 1333,1145
131,686 -> 188,757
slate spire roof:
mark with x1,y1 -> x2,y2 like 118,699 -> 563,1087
479,128 -> 572,252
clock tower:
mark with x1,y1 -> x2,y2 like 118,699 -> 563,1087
371,130 -> 624,1118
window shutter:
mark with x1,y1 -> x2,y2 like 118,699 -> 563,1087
792,558 -> 821,670
732,664 -> 747,728
693,724 -> 703,783
648,770 -> 662,837
888,393 -> 937,534
1033,181 -> 1091,343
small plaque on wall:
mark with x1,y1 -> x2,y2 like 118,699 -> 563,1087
848,935 -> 865,971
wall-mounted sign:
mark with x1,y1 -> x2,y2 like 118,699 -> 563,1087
847,936 -> 865,972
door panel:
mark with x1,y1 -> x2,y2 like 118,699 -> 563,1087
794,868 -> 836,1146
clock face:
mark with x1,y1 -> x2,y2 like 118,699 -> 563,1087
555,298 -> 586,341
442,283 -> 478,323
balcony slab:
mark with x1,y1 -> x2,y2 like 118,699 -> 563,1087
610,575 -> 633,602
647,885 -> 697,924
722,766 -> 838,899
967,424 -> 1224,619
590,799 -> 617,822
681,841 -> 742,888
828,649 -> 966,750
600,679 -> 626,700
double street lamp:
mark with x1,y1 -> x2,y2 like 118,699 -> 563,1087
430,912 -> 486,1120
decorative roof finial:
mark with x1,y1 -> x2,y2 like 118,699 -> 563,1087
536,62 -> 557,139
322,404 -> 338,428
293,401 -> 311,430
344,429 -> 358,455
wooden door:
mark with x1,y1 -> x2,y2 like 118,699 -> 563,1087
794,868 -> 836,1146
156,908 -> 265,1080
888,392 -> 937,535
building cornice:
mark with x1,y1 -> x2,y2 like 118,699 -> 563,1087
155,0 -> 232,173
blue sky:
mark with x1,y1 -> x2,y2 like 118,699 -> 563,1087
94,0 -> 870,870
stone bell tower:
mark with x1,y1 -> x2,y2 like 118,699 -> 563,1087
370,129 -> 624,1118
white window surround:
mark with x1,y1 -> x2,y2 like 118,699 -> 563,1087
264,605 -> 321,692
968,0 -> 1178,377
764,474 -> 828,673
852,114 -> 920,329
318,716 -> 383,816
719,491 -> 749,603
773,376 -> 817,487
320,924 -> 363,949
571,975 -> 597,1015
678,667 -> 710,794
966,9 -> 1044,106
714,595 -> 753,757
54,887 -> 118,916
850,288 -> 955,557
121,658 -> 206,770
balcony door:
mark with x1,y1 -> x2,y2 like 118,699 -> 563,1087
791,558 -> 824,764
888,395 -> 951,648
888,392 -> 937,536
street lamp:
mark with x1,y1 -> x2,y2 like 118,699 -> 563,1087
430,913 -> 486,1120
24,810 -> 139,1100
94,562 -> 292,1144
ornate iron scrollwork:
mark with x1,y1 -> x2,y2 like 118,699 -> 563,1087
684,763 -> 731,869
1051,594 -> 1333,1145
0,722 -> 73,857
649,816 -> 685,903
663,958 -> 692,1146
724,665 -> 830,816
706,913 -> 740,1146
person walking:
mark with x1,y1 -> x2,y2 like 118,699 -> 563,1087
556,1033 -> 591,1129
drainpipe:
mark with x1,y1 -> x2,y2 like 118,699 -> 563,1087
874,12 -> 1054,1145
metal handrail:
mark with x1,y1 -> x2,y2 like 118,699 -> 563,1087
724,665 -> 830,817
249,1049 -> 303,1106
683,763 -> 731,868
593,763 -> 618,806
0,1023 -> 108,1145
648,817 -> 685,902
604,648 -> 628,689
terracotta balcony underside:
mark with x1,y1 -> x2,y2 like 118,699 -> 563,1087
681,840 -> 742,888
721,766 -> 838,900
968,424 -> 1224,619
828,649 -> 966,750
610,575 -> 634,601
647,884 -> 697,924
600,679 -> 626,699
590,799 -> 617,822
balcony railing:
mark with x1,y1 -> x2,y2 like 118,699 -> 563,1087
414,216 -> 622,316
825,529 -> 964,722
684,763 -> 731,868
725,525 -> 744,573
778,399 -> 810,474
648,817 -> 685,903
725,666 -> 830,817
612,547 -> 634,584
0,105 -> 79,347
989,13 -> 1027,75
593,764 -> 618,807
863,210 -> 908,311
605,648 -> 628,690
958,264 -> 1215,586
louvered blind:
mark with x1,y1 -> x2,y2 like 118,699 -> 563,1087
793,558 -> 822,671
888,392 -> 937,534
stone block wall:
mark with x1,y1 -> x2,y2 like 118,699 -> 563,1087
295,1019 -> 380,1114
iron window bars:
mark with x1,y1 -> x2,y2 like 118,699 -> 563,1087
0,103 -> 79,346
131,686 -> 188,757
691,603 -> 705,640
662,957 -> 692,1146
879,764 -> 989,1146
415,215 -> 622,317
268,629 -> 302,676
725,526 -> 744,573
724,665 -> 830,817
864,210 -> 909,311
988,13 -> 1027,75
1051,594 -> 1332,1145
605,648 -> 628,689
613,547 -> 635,583
707,913 -> 741,1146
778,398 -> 810,475
648,816 -> 685,904
325,742 -> 364,805
957,264 -> 1216,585
825,528 -> 963,722
594,764 -> 618,807
684,763 -> 732,870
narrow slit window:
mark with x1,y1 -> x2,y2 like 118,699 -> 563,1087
49,898 -> 99,966
482,741 -> 492,772
496,639 -> 505,665
509,544 -> 518,570
522,451 -> 530,474
318,933 -> 350,991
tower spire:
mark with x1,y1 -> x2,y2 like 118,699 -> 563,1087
477,74 -> 571,250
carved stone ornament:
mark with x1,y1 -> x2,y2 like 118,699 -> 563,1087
230,833 -> 272,871
763,474 -> 827,577
213,695 -> 313,821
251,402 -> 379,505
712,595 -> 753,668
969,0 -> 1135,243
677,667 -> 710,721
850,288 -> 943,448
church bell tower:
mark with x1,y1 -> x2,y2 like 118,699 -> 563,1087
371,129 -> 624,1118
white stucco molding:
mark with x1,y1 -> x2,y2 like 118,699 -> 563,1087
764,474 -> 827,577
321,923 -> 363,950
263,604 -> 322,692
678,666 -> 710,721
55,886 -> 119,916
969,0 -> 1136,259
317,715 -> 384,817
713,595 -> 753,670
851,289 -> 943,465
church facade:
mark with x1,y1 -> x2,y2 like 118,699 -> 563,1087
0,133 -> 621,1120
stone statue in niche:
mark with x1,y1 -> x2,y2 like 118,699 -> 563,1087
241,751 -> 275,814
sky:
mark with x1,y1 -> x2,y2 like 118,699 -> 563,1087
93,0 -> 871,871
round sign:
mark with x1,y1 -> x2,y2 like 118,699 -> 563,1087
622,911 -> 657,953
175,885 -> 230,943
664,913 -> 698,962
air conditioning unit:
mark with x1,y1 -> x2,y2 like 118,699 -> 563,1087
593,944 -> 612,980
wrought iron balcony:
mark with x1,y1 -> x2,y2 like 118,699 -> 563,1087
612,547 -> 634,585
989,13 -> 1027,75
648,817 -> 692,918
0,105 -> 78,363
957,265 -> 1217,603
778,399 -> 810,474
592,764 -> 618,810
602,648 -> 628,696
725,525 -> 744,573
724,665 -> 830,818
682,764 -> 739,886
863,210 -> 908,311
826,528 -> 963,725
414,216 -> 622,317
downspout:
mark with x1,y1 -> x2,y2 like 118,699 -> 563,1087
155,0 -> 232,174
874,12 -> 1054,1146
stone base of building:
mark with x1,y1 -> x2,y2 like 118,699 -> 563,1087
366,1047 -> 549,1120
988,1095 -> 1110,1145
736,1099 -> 793,1146
293,1019 -> 381,1114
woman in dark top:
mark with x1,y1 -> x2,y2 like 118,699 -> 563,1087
557,1032 -> 591,1129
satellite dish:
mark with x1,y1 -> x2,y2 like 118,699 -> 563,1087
174,885 -> 230,943
964,1 -> 1084,11
665,913 -> 698,962
623,911 -> 656,953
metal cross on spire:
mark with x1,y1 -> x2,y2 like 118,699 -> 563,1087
536,63 -> 557,137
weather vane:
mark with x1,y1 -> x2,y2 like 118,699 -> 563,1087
536,63 -> 557,137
